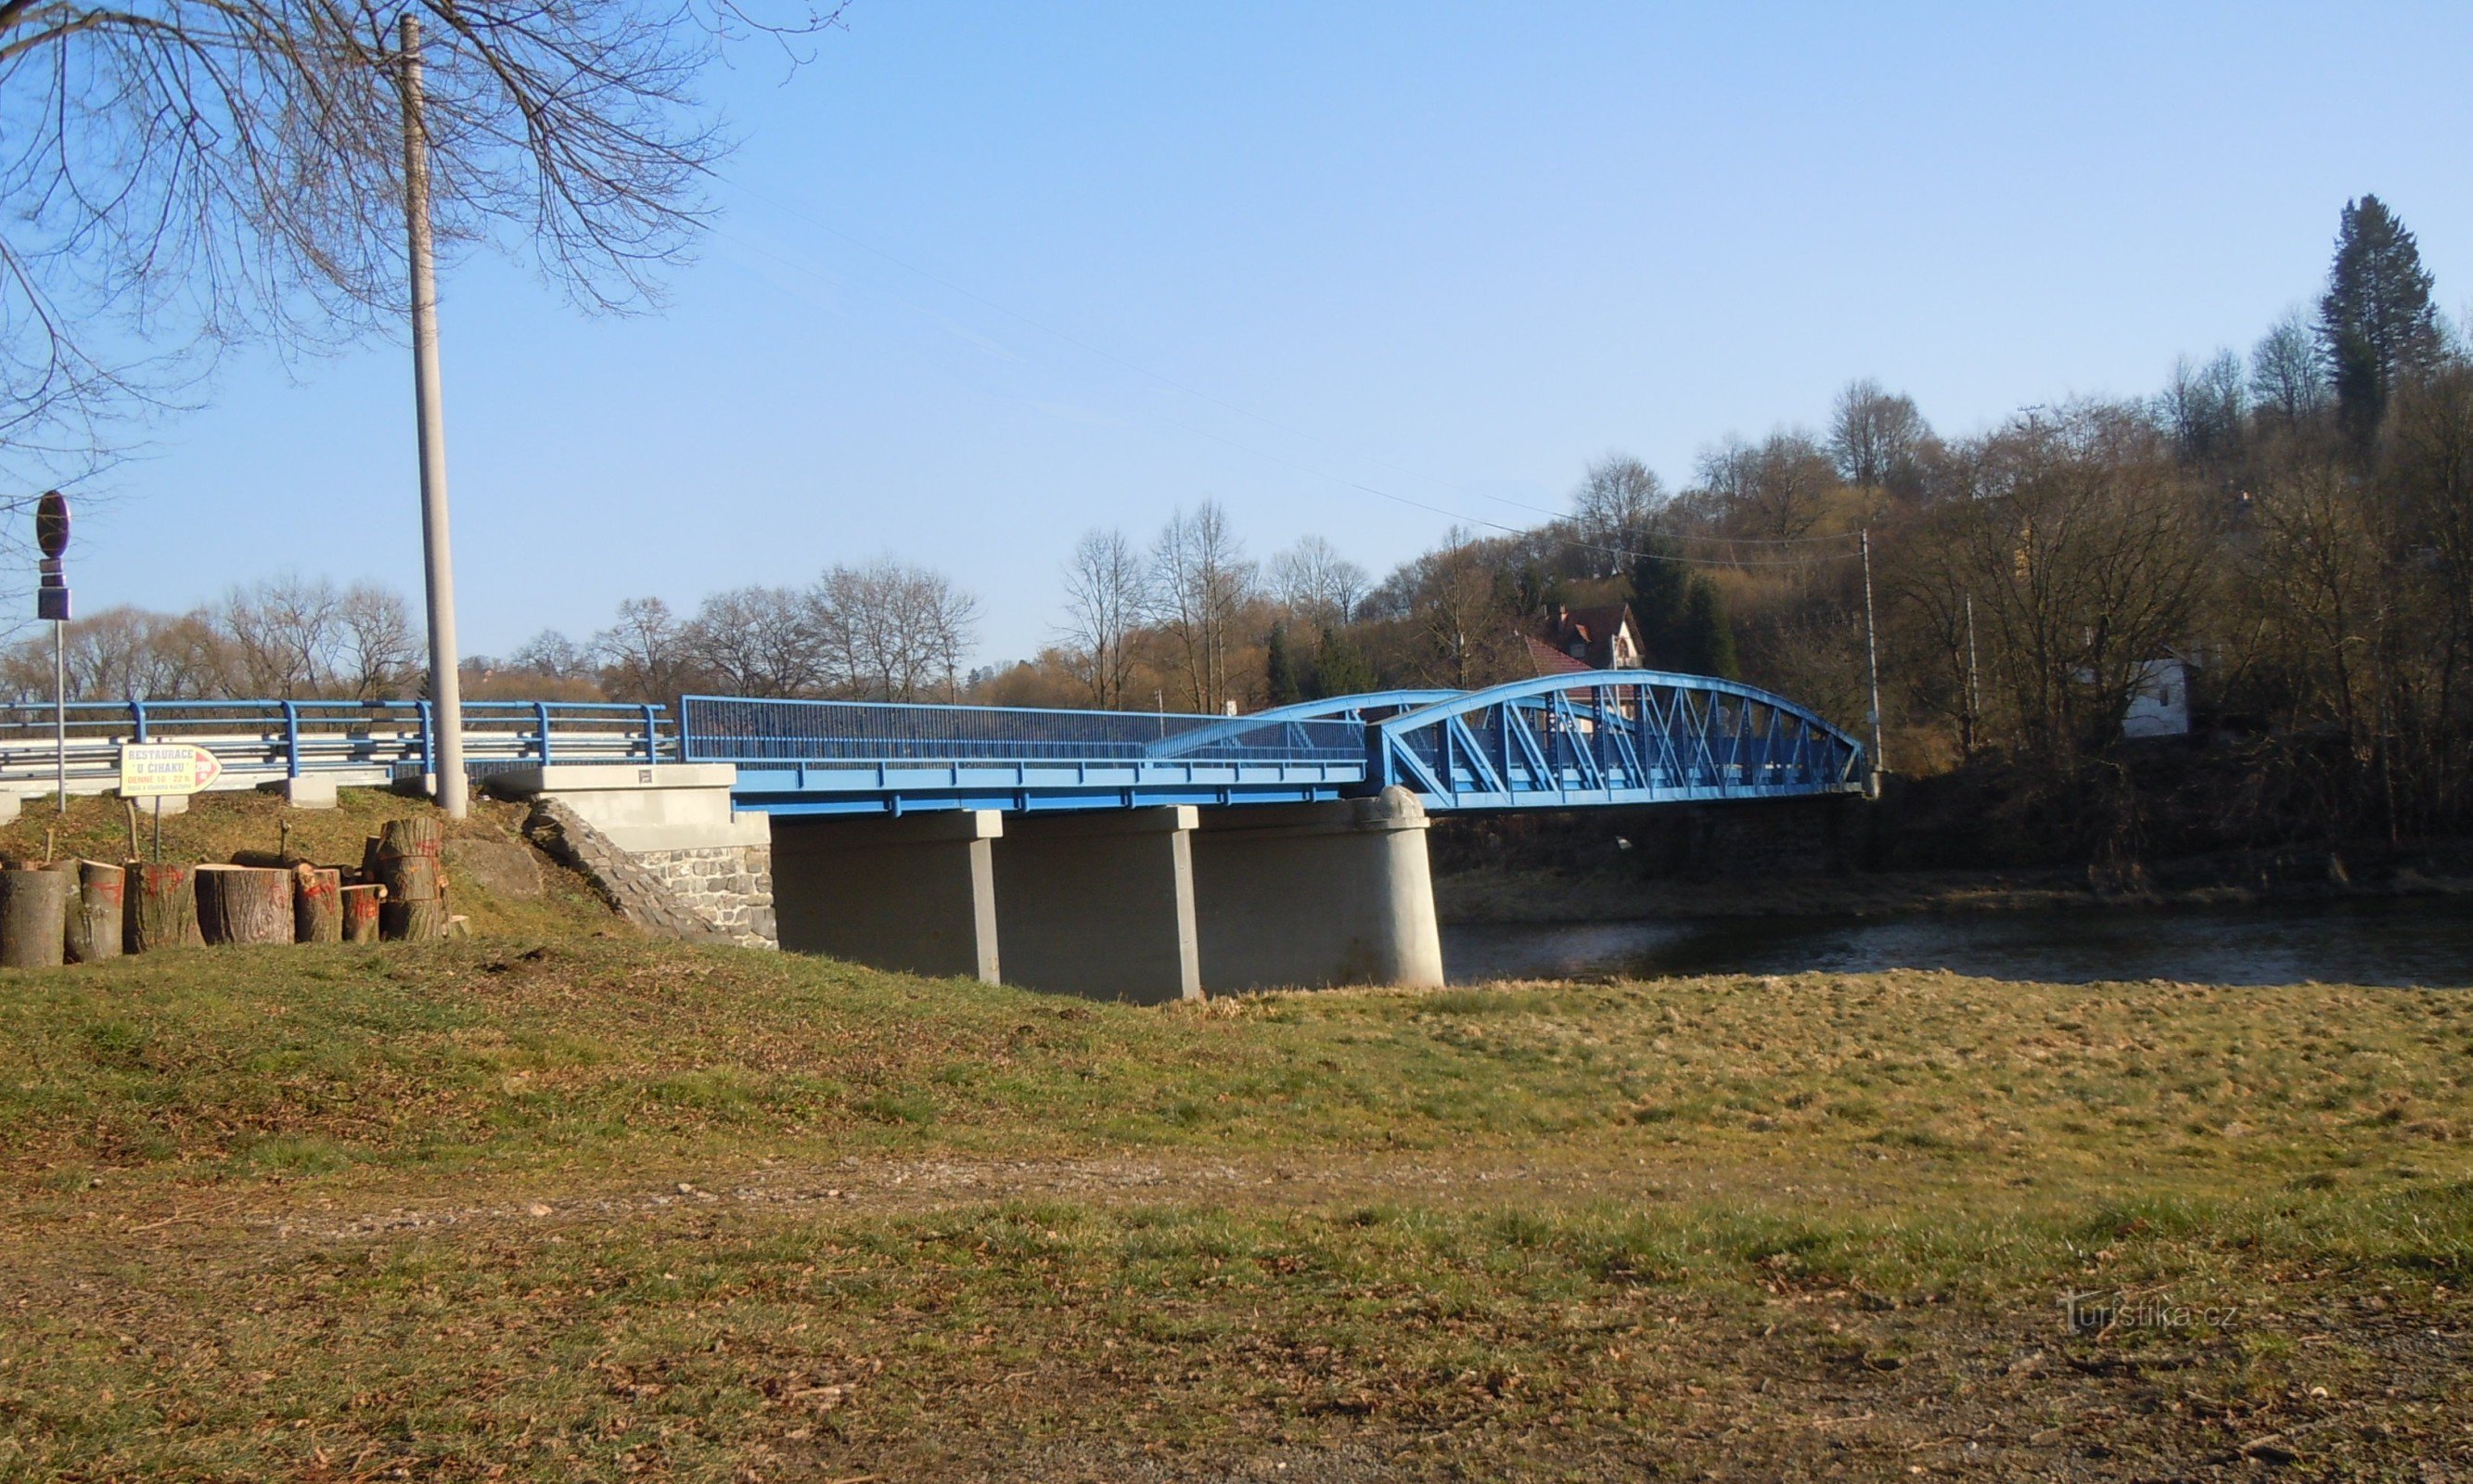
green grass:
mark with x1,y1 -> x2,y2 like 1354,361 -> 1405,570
0,942 -> 2468,1478
9,942 -> 2465,1191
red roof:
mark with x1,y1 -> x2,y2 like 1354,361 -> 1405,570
1532,603 -> 1640,671
1521,634 -> 1594,676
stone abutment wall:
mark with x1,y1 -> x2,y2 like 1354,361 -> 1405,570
632,844 -> 775,948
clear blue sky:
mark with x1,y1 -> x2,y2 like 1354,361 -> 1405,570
67,2 -> 2473,667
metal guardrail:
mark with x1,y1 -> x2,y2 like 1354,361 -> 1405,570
0,698 -> 671,791
679,696 -> 1364,767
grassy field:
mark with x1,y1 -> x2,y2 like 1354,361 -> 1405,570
1,928 -> 2467,1480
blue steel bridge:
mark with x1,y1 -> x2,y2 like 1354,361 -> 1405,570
0,670 -> 1864,815
687,669 -> 1866,817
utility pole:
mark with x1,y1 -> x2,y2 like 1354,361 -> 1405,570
1962,591 -> 1980,759
1860,528 -> 1885,797
398,14 -> 467,817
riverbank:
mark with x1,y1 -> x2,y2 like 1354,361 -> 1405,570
2,940 -> 2467,1478
1436,858 -> 2473,924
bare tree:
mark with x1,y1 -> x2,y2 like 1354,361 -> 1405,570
592,595 -> 688,702
1829,379 -> 1932,495
2249,308 -> 2330,427
0,1 -> 843,485
337,582 -> 420,697
1405,528 -> 1517,689
1694,432 -> 1839,543
1266,534 -> 1369,629
1058,528 -> 1146,707
917,569 -> 980,702
2157,351 -> 2247,465
0,604 -> 228,700
220,574 -> 344,696
1148,503 -> 1255,712
812,558 -> 978,703
681,585 -> 819,697
511,629 -> 594,682
1570,454 -> 1664,574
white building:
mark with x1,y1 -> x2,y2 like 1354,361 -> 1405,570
2120,655 -> 2192,739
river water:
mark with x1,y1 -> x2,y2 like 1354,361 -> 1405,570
1442,896 -> 2473,988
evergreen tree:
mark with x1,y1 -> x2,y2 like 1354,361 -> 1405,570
1678,577 -> 1739,680
1264,623 -> 1303,707
1626,535 -> 1692,669
1309,626 -> 1377,698
2318,195 -> 2441,445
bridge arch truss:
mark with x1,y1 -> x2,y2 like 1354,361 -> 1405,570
1369,670 -> 1865,811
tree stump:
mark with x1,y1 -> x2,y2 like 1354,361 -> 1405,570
377,817 -> 449,941
340,883 -> 386,944
0,867 -> 70,968
49,860 -> 124,965
196,864 -> 295,946
125,863 -> 202,953
294,866 -> 343,944
44,860 -> 82,960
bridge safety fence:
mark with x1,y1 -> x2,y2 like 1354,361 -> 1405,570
0,698 -> 671,788
679,696 -> 1364,768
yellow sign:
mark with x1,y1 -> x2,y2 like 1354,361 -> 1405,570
119,744 -> 224,799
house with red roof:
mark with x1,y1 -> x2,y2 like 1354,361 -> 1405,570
1523,603 -> 1643,676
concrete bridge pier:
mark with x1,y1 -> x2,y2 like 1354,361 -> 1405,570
992,806 -> 1202,1004
1191,787 -> 1445,991
770,811 -> 1002,982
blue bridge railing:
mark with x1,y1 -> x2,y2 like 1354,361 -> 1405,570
680,696 -> 1363,767
684,695 -> 1367,816
0,698 -> 671,792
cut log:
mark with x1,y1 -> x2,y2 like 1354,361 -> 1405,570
294,865 -> 342,944
195,864 -> 295,946
50,860 -> 124,965
76,861 -> 126,965
0,867 -> 70,968
377,816 -> 449,941
124,863 -> 202,953
340,883 -> 386,944
45,860 -> 82,961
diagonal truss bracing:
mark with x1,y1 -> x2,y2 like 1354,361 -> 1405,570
1369,671 -> 1864,811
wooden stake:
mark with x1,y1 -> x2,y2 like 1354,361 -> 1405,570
195,864 -> 295,946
